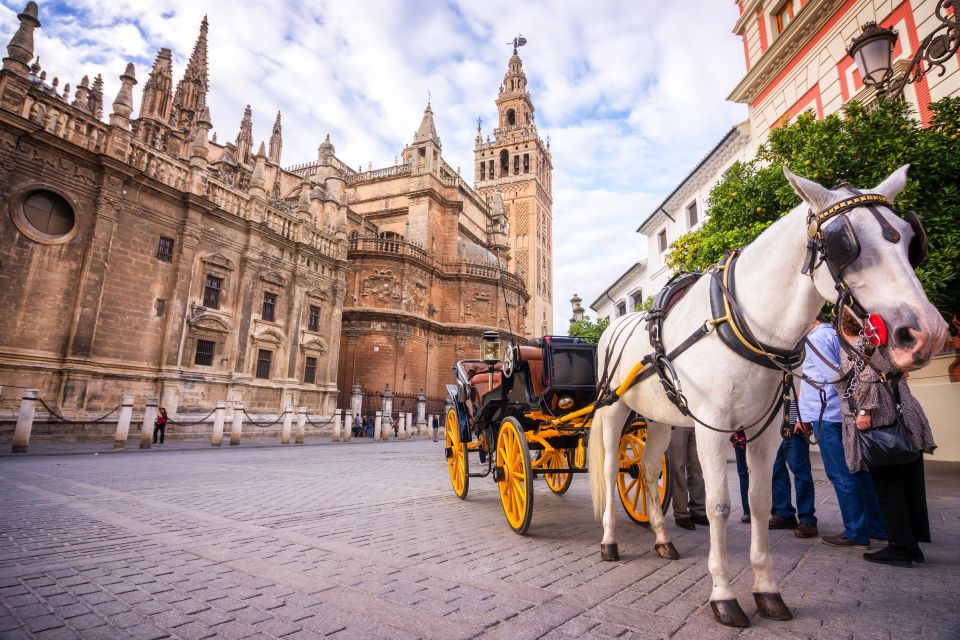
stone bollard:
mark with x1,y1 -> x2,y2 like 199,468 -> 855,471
344,409 -> 353,442
281,405 -> 293,444
230,401 -> 244,446
332,409 -> 342,442
407,412 -> 414,438
113,395 -> 135,451
295,406 -> 305,445
374,410 -> 382,441
398,413 -> 406,440
139,397 -> 158,449
11,388 -> 38,453
416,391 -> 426,436
211,401 -> 226,446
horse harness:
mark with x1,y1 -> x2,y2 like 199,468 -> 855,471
594,187 -> 929,442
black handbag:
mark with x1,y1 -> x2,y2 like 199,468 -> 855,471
857,415 -> 921,467
851,373 -> 921,468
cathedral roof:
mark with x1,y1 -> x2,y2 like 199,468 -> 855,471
413,102 -> 441,148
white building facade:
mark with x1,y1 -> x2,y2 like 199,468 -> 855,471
589,261 -> 647,324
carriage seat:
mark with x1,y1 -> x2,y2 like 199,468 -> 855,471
517,346 -> 545,396
462,362 -> 503,403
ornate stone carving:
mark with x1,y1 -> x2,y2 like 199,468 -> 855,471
361,269 -> 400,303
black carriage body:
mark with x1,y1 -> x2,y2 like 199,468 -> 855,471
447,336 -> 598,447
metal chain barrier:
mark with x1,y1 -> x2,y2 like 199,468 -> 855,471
304,412 -> 334,428
36,397 -> 121,425
166,408 -> 217,427
242,409 -> 285,428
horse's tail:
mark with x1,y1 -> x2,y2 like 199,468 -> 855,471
588,405 -> 606,521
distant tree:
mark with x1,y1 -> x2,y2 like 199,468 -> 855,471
568,315 -> 610,343
667,97 -> 960,319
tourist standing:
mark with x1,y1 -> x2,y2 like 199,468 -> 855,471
669,426 -> 708,530
432,415 -> 439,442
153,407 -> 169,444
769,399 -> 818,538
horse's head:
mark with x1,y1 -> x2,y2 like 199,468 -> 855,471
785,165 -> 947,371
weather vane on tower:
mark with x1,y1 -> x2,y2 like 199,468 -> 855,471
510,34 -> 527,55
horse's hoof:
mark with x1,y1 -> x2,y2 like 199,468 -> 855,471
754,592 -> 793,621
600,543 -> 620,561
710,599 -> 750,628
655,542 -> 681,560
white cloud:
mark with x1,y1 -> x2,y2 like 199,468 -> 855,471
0,0 -> 747,331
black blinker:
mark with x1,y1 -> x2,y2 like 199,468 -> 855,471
821,215 -> 861,273
903,210 -> 928,268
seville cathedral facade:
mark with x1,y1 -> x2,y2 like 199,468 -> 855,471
0,4 -> 553,416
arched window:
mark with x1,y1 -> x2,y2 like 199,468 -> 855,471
506,109 -> 516,126
479,162 -> 485,180
499,150 -> 509,177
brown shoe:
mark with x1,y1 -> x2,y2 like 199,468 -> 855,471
821,534 -> 869,549
674,517 -> 696,530
768,516 -> 798,530
794,523 -> 819,538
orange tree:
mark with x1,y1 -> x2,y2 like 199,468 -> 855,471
667,97 -> 960,320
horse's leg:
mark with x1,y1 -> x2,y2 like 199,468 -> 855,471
696,427 -> 750,628
640,421 -> 678,559
599,402 -> 631,560
746,427 -> 794,621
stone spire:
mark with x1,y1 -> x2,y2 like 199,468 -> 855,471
190,106 -> 212,164
72,75 -> 90,112
3,2 -> 40,76
569,294 -> 585,326
235,104 -> 253,165
317,133 -> 335,165
88,73 -> 104,119
413,102 -> 441,148
268,111 -> 282,164
248,141 -> 267,198
109,63 -> 137,129
173,15 -> 209,132
139,47 -> 174,122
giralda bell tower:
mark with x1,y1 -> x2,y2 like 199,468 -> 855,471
474,36 -> 553,338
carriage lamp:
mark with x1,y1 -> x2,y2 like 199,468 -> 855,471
847,3 -> 960,98
480,331 -> 501,364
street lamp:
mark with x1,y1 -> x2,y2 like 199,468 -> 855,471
480,330 -> 502,392
847,1 -> 960,98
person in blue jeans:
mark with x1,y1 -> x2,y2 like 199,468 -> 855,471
799,315 -> 886,549
769,400 -> 818,537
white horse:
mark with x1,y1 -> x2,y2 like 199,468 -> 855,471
588,166 -> 947,627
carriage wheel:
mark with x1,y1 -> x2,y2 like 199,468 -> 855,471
496,417 -> 534,534
617,428 -> 671,525
538,449 -> 573,495
445,408 -> 468,500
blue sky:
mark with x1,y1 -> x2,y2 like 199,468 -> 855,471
1,0 -> 747,331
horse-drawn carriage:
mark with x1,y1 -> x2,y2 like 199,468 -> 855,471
444,331 -> 670,534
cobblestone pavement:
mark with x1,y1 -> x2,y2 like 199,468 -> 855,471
1,439 -> 958,640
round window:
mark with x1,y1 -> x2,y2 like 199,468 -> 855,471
22,190 -> 75,237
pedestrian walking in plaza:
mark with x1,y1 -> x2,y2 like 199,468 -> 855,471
669,425 -> 708,530
837,310 -> 936,568
364,414 -> 374,438
730,430 -> 750,523
769,399 -> 819,538
353,413 -> 363,438
153,407 -> 169,444
800,313 -> 886,550
432,414 -> 439,442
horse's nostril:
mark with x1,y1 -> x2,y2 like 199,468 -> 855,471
893,326 -> 916,349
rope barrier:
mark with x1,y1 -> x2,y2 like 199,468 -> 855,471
166,408 -> 217,427
36,398 -> 121,425
242,409 -> 285,428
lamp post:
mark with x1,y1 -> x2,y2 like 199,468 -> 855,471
847,2 -> 960,99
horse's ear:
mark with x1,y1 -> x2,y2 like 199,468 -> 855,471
783,167 -> 833,211
872,164 -> 910,203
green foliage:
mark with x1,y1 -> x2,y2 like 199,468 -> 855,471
666,97 -> 960,318
568,315 -> 609,343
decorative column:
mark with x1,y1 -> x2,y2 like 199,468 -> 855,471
382,384 -> 393,439
139,397 -> 157,449
295,406 -> 306,445
407,412 -> 414,439
281,405 -> 293,444
374,410 -> 382,441
211,401 -> 225,446
398,413 -> 406,440
344,408 -> 353,442
332,408 -> 342,442
230,401 -> 244,446
351,380 -> 363,424
416,391 -> 426,436
10,388 -> 37,453
112,394 -> 134,451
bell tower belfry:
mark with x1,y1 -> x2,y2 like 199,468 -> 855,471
474,37 -> 553,338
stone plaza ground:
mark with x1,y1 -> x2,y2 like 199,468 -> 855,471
0,438 -> 958,640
